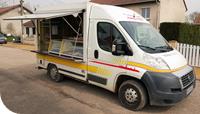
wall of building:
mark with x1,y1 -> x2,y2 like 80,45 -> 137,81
121,2 -> 160,29
160,0 -> 186,23
23,27 -> 37,45
0,7 -> 36,44
0,7 -> 30,36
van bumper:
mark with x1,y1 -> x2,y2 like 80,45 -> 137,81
141,65 -> 196,106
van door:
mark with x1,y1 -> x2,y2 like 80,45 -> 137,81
87,20 -> 129,91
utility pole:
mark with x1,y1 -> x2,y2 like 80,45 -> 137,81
20,0 -> 24,43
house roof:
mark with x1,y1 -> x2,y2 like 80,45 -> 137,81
23,21 -> 35,27
91,0 -> 187,11
0,5 -> 32,15
91,0 -> 158,6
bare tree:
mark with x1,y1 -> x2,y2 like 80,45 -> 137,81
186,12 -> 200,23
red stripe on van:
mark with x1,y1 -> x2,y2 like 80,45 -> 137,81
91,61 -> 139,73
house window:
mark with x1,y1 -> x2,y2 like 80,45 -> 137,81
33,28 -> 36,35
26,27 -> 29,35
141,8 -> 150,21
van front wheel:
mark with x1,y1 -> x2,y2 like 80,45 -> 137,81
118,80 -> 147,111
47,65 -> 64,82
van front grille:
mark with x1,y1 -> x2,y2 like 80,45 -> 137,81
181,71 -> 194,88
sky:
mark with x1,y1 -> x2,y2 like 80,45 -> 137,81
5,0 -> 200,14
185,0 -> 200,14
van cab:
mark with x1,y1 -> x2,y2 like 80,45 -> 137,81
6,2 -> 196,110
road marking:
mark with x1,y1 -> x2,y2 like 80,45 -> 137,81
0,95 -> 17,114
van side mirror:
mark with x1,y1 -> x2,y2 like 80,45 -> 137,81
112,41 -> 127,56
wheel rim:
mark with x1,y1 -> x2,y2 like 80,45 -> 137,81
50,67 -> 57,80
125,88 -> 138,103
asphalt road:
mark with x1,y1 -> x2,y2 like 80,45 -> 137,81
0,46 -> 200,114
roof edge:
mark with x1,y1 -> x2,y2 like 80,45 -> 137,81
114,1 -> 157,6
0,5 -> 32,15
91,0 -> 157,6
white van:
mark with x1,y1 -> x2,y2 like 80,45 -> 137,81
6,2 -> 196,110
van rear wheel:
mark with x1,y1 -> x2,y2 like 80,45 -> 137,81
118,80 -> 147,111
47,65 -> 64,82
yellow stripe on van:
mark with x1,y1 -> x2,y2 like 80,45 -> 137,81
37,54 -> 112,76
37,54 -> 87,70
127,61 -> 187,73
37,54 -> 187,75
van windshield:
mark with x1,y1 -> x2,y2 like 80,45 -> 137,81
120,21 -> 173,53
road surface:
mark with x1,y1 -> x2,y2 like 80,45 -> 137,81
0,46 -> 199,114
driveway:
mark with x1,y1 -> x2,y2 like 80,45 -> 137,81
0,46 -> 199,114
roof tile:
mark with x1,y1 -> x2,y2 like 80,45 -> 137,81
23,21 -> 35,27
0,5 -> 32,15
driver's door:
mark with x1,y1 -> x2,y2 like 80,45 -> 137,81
87,20 -> 129,90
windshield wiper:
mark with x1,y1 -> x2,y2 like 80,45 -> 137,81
138,45 -> 156,51
155,46 -> 173,52
155,46 -> 173,50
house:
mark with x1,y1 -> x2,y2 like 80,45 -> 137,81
23,21 -> 36,44
91,0 -> 188,29
194,14 -> 200,24
0,5 -> 36,44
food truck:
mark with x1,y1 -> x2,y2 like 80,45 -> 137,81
6,2 -> 196,110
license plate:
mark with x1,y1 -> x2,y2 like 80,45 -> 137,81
186,85 -> 194,95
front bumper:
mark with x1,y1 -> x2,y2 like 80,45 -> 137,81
141,65 -> 196,106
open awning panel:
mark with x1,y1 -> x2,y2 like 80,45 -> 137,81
4,10 -> 82,20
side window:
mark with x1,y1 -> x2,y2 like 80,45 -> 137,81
97,22 -> 125,52
141,8 -> 150,21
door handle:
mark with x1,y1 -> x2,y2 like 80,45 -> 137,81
94,50 -> 99,59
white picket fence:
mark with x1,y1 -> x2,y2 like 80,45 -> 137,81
176,43 -> 200,67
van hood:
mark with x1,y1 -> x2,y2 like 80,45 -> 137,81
156,50 -> 187,70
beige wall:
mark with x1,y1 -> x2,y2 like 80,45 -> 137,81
160,0 -> 186,23
0,7 -> 30,36
122,3 -> 160,29
119,0 -> 186,28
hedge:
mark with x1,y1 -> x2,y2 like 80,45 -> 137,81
6,36 -> 15,42
160,22 -> 200,46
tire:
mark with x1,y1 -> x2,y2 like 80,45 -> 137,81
118,80 -> 147,111
47,65 -> 64,82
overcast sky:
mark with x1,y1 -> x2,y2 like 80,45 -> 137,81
11,0 -> 200,14
185,0 -> 200,14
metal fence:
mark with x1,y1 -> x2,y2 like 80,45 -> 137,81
176,43 -> 200,67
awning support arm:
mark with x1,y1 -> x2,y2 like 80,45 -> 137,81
72,15 -> 82,57
62,17 -> 79,35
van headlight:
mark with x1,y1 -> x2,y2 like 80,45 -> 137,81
144,54 -> 170,70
